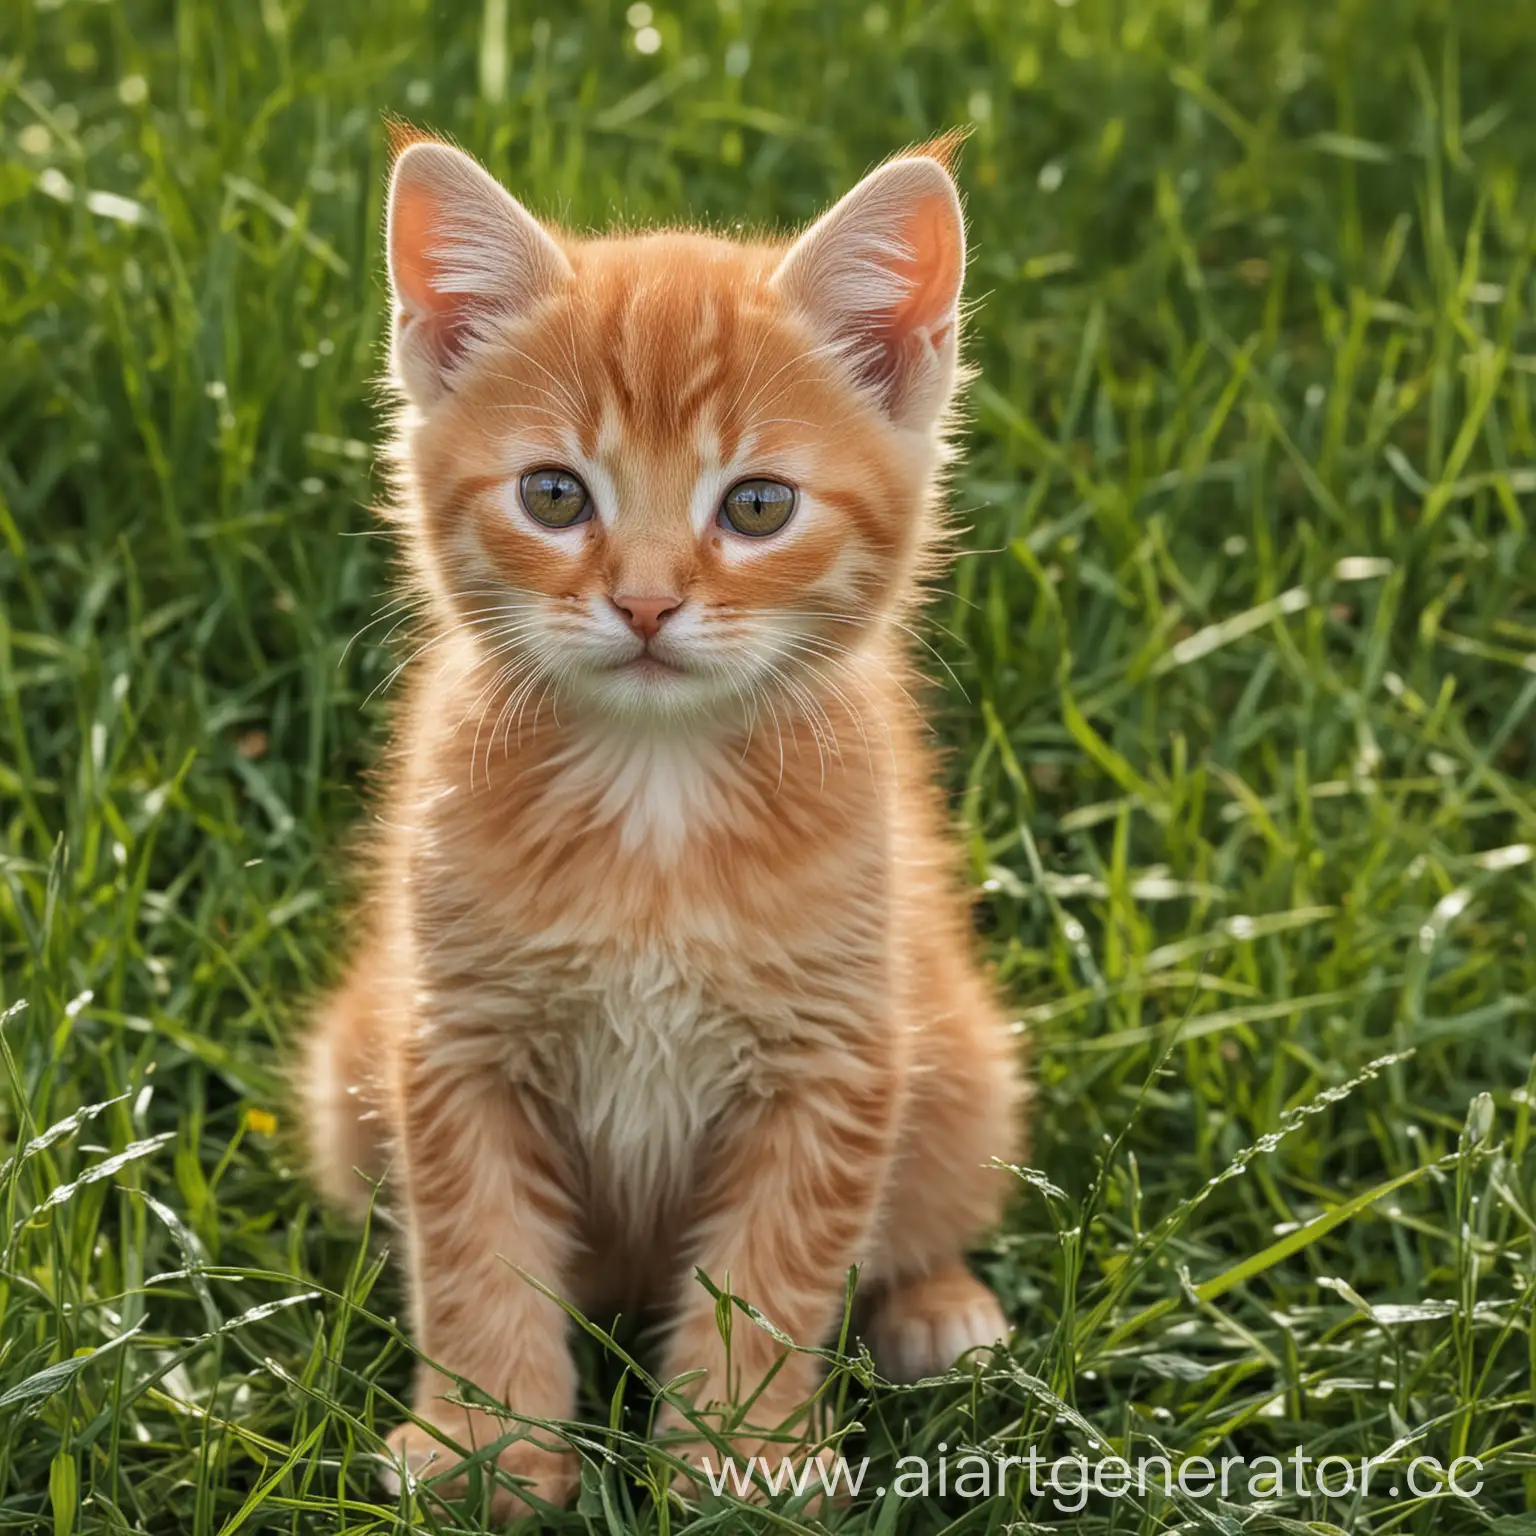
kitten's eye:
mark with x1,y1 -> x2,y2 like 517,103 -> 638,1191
718,478 -> 797,538
520,467 -> 592,528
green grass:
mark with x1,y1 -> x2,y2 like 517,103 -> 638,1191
4,0 -> 1536,1530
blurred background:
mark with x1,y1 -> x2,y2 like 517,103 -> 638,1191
2,0 -> 1534,1530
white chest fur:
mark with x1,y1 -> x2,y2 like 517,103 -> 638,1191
421,936 -> 768,1221
544,726 -> 739,860
559,948 -> 761,1214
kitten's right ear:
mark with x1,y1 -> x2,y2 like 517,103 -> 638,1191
386,141 -> 571,406
771,150 -> 966,430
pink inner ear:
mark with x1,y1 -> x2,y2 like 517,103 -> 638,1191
390,181 -> 456,318
389,176 -> 486,375
886,190 -> 964,340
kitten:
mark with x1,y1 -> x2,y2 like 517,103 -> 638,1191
301,130 -> 1027,1512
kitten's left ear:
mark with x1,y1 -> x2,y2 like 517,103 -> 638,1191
386,140 -> 572,407
771,150 -> 966,429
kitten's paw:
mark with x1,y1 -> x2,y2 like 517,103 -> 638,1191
866,1264 -> 1009,1382
381,1415 -> 578,1516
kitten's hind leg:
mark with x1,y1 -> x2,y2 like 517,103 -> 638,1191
865,954 -> 1027,1380
298,956 -> 392,1219
863,1260 -> 1009,1382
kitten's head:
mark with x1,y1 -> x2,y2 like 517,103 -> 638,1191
385,134 -> 967,729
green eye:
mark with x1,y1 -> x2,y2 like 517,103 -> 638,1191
719,478 -> 797,537
520,467 -> 592,528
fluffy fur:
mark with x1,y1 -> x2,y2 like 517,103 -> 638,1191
301,131 -> 1027,1513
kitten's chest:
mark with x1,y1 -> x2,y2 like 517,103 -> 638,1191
571,948 -> 760,1151
463,941 -> 773,1210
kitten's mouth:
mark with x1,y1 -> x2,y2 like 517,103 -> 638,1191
614,653 -> 685,677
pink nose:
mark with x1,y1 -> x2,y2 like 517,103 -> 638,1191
611,594 -> 682,641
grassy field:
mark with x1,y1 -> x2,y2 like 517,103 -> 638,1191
4,0 -> 1536,1530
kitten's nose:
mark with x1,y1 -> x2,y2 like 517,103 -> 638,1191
610,594 -> 682,641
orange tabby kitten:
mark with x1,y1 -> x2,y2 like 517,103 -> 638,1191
302,131 -> 1026,1511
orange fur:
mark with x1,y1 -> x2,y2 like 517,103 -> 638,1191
300,136 -> 1027,1513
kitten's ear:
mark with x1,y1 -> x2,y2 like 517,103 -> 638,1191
386,141 -> 571,406
771,152 -> 966,429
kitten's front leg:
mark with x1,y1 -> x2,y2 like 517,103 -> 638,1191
659,1053 -> 896,1490
383,1042 -> 580,1516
